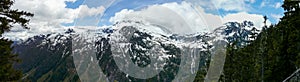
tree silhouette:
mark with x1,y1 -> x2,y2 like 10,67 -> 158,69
0,0 -> 33,81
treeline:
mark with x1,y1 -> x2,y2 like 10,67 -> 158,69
220,0 -> 300,81
0,0 -> 33,81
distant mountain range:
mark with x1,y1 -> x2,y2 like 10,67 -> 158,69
13,20 -> 259,81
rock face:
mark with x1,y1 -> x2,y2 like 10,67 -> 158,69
13,20 -> 258,81
13,33 -> 79,82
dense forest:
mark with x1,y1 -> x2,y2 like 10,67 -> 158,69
0,0 -> 33,81
215,0 -> 300,81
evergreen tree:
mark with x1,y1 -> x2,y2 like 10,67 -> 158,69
275,0 -> 300,80
0,0 -> 33,81
220,0 -> 300,81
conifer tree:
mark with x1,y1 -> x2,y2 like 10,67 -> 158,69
0,0 -> 33,81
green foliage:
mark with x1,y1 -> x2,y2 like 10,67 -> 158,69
0,0 -> 33,35
14,36 -> 79,82
0,0 -> 33,81
220,0 -> 300,81
220,41 -> 261,81
0,39 -> 22,81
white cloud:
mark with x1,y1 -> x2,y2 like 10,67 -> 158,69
222,12 -> 271,30
110,2 -> 223,34
274,2 -> 281,9
77,5 -> 105,18
2,0 -> 271,40
182,0 -> 256,13
211,0 -> 248,11
245,0 -> 256,3
260,0 -> 281,9
260,1 -> 266,7
109,1 -> 270,35
161,2 -> 223,32
271,14 -> 283,23
2,0 -> 105,40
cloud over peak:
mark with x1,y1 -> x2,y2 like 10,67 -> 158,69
3,0 -> 105,40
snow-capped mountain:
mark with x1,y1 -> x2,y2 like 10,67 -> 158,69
213,21 -> 259,47
13,20 -> 259,81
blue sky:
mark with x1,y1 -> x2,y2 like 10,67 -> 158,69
2,0 -> 285,40
65,0 -> 284,26
64,0 -> 183,26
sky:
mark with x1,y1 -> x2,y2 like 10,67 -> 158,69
2,0 -> 284,40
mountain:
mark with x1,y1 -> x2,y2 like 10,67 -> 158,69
213,21 -> 259,47
13,33 -> 78,82
13,20 -> 259,81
